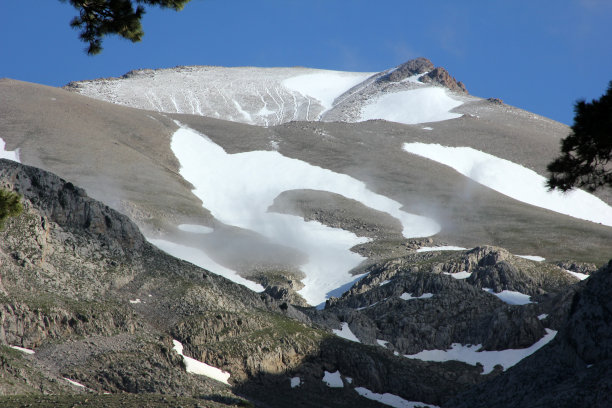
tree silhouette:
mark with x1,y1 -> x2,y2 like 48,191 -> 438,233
60,0 -> 192,55
547,81 -> 612,192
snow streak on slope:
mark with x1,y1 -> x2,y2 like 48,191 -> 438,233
0,138 -> 20,162
71,66 -> 373,126
168,126 -> 439,305
404,329 -> 557,375
172,340 -> 231,384
360,88 -> 463,125
403,143 -> 612,227
148,238 -> 264,292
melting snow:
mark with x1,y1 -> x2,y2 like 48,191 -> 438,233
172,340 -> 230,384
404,329 -> 557,375
0,138 -> 20,162
483,288 -> 533,305
177,224 -> 214,234
9,345 -> 35,355
443,271 -> 472,279
64,378 -> 87,388
148,238 -> 264,292
417,246 -> 467,252
355,387 -> 439,408
400,292 -> 434,300
332,322 -> 361,343
377,339 -> 390,348
169,126 -> 439,305
322,370 -> 344,388
517,255 -> 545,262
565,270 -> 589,280
403,143 -> 612,227
360,88 -> 463,125
290,376 -> 302,388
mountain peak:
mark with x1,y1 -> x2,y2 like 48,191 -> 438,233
378,57 -> 468,94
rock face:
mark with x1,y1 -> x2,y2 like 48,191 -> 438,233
420,67 -> 468,94
444,261 -> 612,408
308,246 -> 577,355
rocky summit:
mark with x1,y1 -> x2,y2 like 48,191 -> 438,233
1,58 -> 611,407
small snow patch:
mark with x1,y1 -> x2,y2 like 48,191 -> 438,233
422,127 -> 433,131
9,345 -> 35,355
400,292 -> 433,301
129,299 -> 141,304
517,255 -> 545,262
443,271 -> 472,279
483,288 -> 533,305
322,370 -> 344,388
355,387 -> 439,408
379,279 -> 392,286
64,378 -> 87,389
377,339 -> 390,348
177,224 -> 214,234
332,322 -> 361,343
565,270 -> 589,281
290,376 -> 301,388
417,246 -> 466,252
172,340 -> 231,384
538,314 -> 548,320
0,138 -> 20,162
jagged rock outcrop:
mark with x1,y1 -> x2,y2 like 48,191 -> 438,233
420,66 -> 468,94
444,260 -> 612,408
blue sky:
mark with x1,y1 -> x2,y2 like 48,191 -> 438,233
1,0 -> 611,125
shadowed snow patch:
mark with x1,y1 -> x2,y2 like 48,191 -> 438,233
322,370 -> 344,388
355,387 -> 439,408
483,288 -> 533,305
404,329 -> 557,375
332,322 -> 361,343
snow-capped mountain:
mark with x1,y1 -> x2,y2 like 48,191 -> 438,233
1,57 -> 612,408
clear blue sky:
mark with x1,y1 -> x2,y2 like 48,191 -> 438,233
2,0 -> 611,125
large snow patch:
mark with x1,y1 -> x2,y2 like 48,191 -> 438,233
360,88 -> 463,125
403,143 -> 612,226
167,126 -> 439,305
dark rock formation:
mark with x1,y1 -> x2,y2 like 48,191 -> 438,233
420,67 -> 468,94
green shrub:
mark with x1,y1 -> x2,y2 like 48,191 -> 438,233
0,189 -> 23,230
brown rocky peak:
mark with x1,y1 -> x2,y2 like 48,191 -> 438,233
420,67 -> 469,94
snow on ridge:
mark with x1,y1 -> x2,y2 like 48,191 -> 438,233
403,143 -> 612,227
404,328 -> 557,375
0,138 -> 20,162
172,339 -> 231,384
417,245 -> 467,252
166,126 -> 439,305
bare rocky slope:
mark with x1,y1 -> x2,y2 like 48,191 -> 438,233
1,158 -> 606,407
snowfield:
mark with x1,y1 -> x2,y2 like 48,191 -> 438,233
355,387 -> 439,408
404,328 -> 557,375
71,66 -> 374,126
162,126 -> 439,305
403,143 -> 612,226
360,87 -> 463,124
